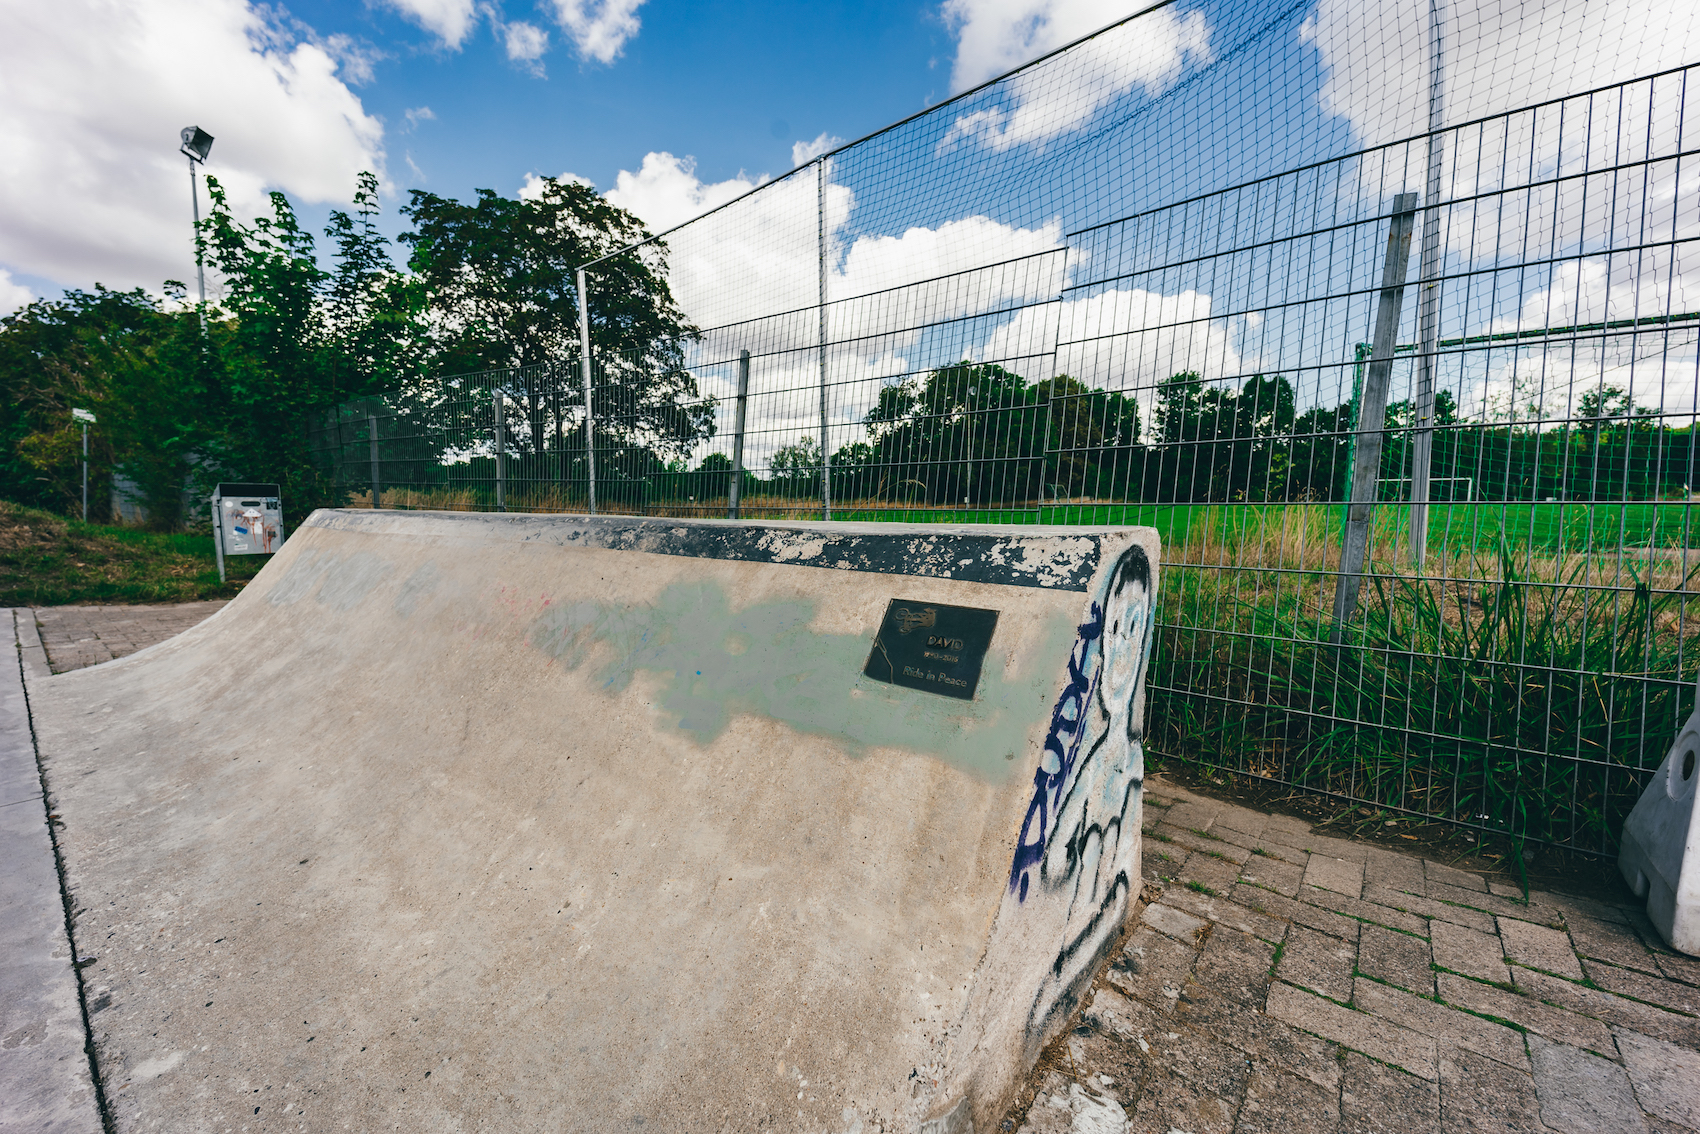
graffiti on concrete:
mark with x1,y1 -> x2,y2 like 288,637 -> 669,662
1007,544 -> 1156,1034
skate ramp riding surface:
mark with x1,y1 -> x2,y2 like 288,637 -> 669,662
33,510 -> 1159,1133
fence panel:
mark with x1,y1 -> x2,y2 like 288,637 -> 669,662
311,2 -> 1700,855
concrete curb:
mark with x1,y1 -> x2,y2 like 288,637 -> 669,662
0,609 -> 102,1132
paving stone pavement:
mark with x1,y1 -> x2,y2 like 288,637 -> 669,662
1011,779 -> 1700,1134
30,601 -> 227,674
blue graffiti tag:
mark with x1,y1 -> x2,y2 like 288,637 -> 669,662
1008,601 -> 1106,902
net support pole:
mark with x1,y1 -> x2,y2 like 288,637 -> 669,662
1410,0 -> 1446,569
577,267 -> 598,515
730,349 -> 750,520
367,413 -> 381,510
1332,193 -> 1419,642
817,160 -> 832,521
494,389 -> 506,512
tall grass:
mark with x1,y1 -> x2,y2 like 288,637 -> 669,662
1151,544 -> 1700,852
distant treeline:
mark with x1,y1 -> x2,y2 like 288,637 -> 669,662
330,358 -> 1696,510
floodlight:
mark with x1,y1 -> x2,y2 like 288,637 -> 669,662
180,126 -> 214,163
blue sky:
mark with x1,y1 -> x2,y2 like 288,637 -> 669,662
282,0 -> 954,207
3,0 -> 1079,309
3,0 -> 1695,438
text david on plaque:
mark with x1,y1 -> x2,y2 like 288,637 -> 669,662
864,599 -> 999,700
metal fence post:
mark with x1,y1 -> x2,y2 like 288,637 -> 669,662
1332,193 -> 1418,641
494,389 -> 506,512
1409,0 -> 1447,569
367,413 -> 382,509
817,159 -> 832,521
577,267 -> 597,515
212,495 -> 225,583
729,349 -> 750,519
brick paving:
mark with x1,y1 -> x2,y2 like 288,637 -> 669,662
1012,779 -> 1700,1134
30,601 -> 227,673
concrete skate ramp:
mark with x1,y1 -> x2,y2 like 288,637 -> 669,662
33,511 -> 1159,1133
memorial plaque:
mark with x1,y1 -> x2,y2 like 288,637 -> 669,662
863,599 -> 999,700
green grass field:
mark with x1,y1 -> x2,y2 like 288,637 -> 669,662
826,499 -> 1700,555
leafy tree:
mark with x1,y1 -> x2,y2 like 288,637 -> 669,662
0,286 -> 207,523
324,171 -> 426,394
199,178 -> 346,514
1038,374 -> 1140,498
768,435 -> 822,490
399,176 -> 711,461
864,361 -> 1044,504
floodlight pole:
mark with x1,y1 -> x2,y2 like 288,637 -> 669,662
180,127 -> 214,331
188,153 -> 206,308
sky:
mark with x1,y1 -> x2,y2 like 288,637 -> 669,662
0,0 -> 1138,311
3,0 -> 1698,456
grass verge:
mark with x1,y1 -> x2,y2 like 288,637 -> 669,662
0,501 -> 264,606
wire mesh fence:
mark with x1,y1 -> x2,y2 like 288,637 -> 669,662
312,0 -> 1700,856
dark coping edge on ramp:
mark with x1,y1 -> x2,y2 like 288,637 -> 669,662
305,510 -> 1109,592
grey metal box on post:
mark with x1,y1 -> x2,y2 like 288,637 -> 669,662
211,482 -> 285,582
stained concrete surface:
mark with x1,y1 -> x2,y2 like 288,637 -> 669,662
25,511 -> 1159,1134
20,594 -> 1700,1132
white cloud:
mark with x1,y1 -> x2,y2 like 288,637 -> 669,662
940,0 -> 1212,150
791,133 -> 843,167
837,216 -> 1066,307
503,20 -> 550,75
1002,286 -> 1246,395
596,151 -> 1079,469
605,152 -> 764,235
0,269 -> 33,317
604,150 -> 1072,337
1302,0 -> 1700,150
548,0 -> 645,64
321,34 -> 382,85
379,0 -> 478,49
518,171 -> 596,200
0,0 -> 385,292
403,105 -> 436,132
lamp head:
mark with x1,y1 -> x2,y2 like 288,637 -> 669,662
179,126 -> 214,163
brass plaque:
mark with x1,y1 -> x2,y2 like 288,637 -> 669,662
863,600 -> 999,700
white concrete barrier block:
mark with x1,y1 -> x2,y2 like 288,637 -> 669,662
1619,678 -> 1700,955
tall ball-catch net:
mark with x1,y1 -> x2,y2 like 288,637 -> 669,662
317,0 -> 1700,855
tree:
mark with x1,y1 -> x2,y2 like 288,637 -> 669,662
0,286 -> 214,524
769,435 -> 821,492
1037,374 -> 1140,499
399,176 -> 712,462
864,361 -> 1044,505
324,171 -> 426,395
199,178 -> 346,514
